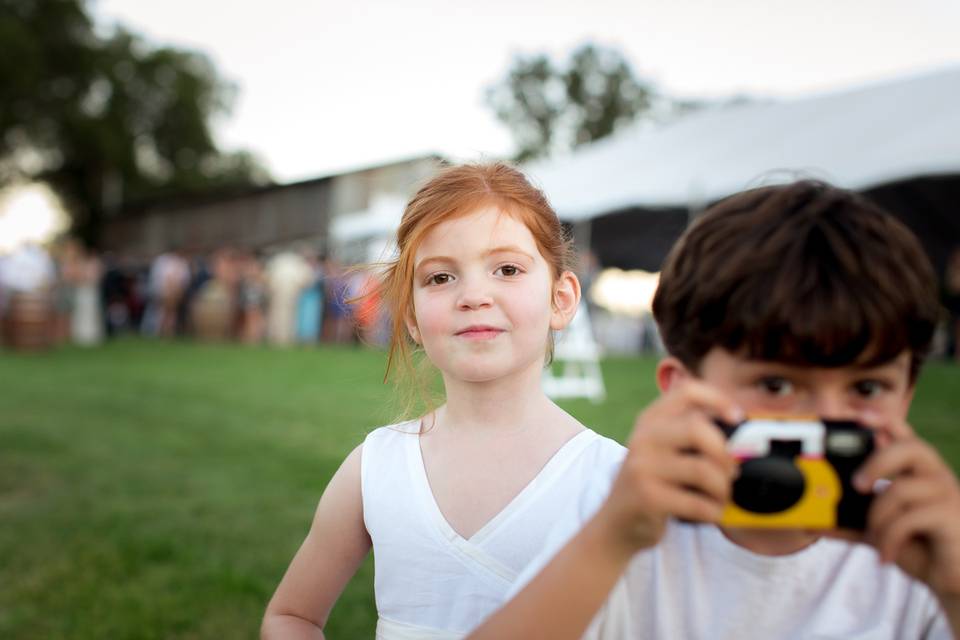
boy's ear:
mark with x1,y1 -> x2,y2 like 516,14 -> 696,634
656,356 -> 693,393
900,384 -> 917,418
549,271 -> 581,331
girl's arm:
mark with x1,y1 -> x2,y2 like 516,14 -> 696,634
261,445 -> 371,639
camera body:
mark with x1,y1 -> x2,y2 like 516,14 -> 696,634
718,417 -> 875,530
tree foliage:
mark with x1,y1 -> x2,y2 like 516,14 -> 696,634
0,0 -> 269,244
486,44 -> 657,162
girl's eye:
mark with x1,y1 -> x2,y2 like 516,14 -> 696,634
853,380 -> 886,398
426,273 -> 452,286
758,376 -> 793,397
496,264 -> 521,277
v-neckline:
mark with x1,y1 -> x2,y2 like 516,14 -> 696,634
408,425 -> 594,545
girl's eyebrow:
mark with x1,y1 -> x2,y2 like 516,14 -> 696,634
482,245 -> 535,261
414,255 -> 455,274
415,246 -> 535,273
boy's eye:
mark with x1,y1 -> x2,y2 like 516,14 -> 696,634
758,376 -> 793,397
853,380 -> 886,398
426,273 -> 452,286
496,264 -> 521,277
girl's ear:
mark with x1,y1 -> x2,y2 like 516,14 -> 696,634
549,271 -> 582,331
656,356 -> 692,393
404,310 -> 420,344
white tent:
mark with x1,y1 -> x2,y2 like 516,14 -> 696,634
526,66 -> 960,221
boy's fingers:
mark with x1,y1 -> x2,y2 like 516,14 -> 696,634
667,378 -> 744,425
868,478 -> 946,539
629,408 -> 732,468
874,503 -> 942,564
655,484 -> 726,524
854,439 -> 944,492
655,454 -> 732,505
652,417 -> 737,478
857,411 -> 915,447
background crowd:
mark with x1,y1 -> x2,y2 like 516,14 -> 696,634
2,237 -> 960,364
0,241 -> 386,351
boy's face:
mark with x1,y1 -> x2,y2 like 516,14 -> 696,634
664,347 -> 916,442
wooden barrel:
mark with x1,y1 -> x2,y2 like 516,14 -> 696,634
2,291 -> 54,351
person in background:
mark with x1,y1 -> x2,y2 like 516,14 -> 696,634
239,250 -> 268,345
265,249 -> 312,346
944,246 -> 960,362
70,245 -> 103,346
321,257 -> 354,344
296,250 -> 325,344
143,250 -> 189,338
0,242 -> 56,349
51,239 -> 83,344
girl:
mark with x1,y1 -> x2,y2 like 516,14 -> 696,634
261,162 -> 626,639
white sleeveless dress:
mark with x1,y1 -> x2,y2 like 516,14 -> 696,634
361,420 -> 626,640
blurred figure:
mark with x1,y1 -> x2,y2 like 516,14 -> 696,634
265,250 -> 312,346
101,252 -> 135,336
0,242 -> 56,350
946,246 -> 960,362
179,249 -> 211,337
51,239 -> 84,344
577,248 -> 601,319
143,250 -> 189,338
296,251 -> 324,344
351,269 -> 383,345
71,246 -> 104,346
238,251 -> 268,344
321,258 -> 355,344
191,248 -> 239,341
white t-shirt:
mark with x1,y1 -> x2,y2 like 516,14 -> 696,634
513,455 -> 952,640
361,421 -> 626,640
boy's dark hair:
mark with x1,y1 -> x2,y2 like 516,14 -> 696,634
652,180 -> 940,381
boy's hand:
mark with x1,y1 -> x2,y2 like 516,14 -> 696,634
854,420 -> 960,605
596,379 -> 742,557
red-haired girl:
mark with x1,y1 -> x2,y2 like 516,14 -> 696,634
262,163 -> 625,639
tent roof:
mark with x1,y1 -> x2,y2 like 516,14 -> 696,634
526,66 -> 960,221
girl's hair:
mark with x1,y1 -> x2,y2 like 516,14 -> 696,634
377,161 -> 574,415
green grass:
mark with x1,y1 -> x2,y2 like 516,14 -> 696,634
0,340 -> 956,639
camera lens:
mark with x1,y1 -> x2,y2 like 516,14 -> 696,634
733,457 -> 806,513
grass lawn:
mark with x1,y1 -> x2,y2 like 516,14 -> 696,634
0,339 -> 956,639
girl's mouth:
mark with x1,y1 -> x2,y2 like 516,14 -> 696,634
455,326 -> 504,340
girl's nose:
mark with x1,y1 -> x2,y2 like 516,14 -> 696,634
457,279 -> 493,310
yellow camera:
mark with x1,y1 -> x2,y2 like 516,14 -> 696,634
718,417 -> 875,530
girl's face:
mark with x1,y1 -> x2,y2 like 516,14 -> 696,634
407,205 -> 576,385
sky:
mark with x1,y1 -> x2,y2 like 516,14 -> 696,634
93,0 -> 960,184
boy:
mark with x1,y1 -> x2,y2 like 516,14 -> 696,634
470,181 -> 960,639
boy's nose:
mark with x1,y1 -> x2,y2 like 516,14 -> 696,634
810,391 -> 858,422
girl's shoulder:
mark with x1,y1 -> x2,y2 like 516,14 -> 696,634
363,418 -> 421,445
567,427 -> 627,468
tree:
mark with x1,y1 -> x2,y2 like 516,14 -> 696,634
0,0 -> 270,245
486,44 -> 657,162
